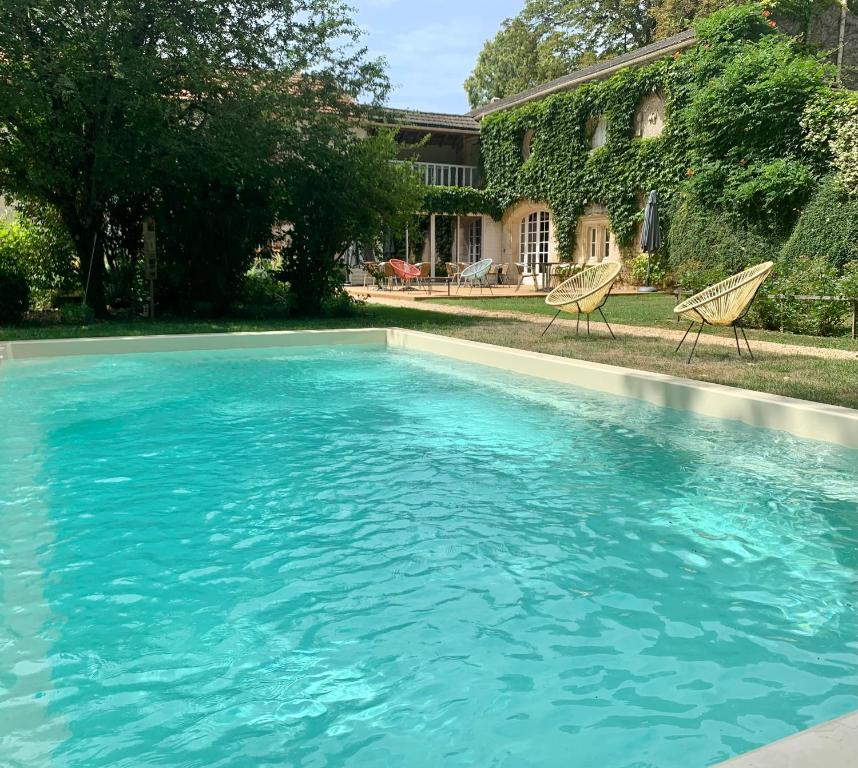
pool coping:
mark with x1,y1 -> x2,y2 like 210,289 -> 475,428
1,327 -> 857,449
712,710 -> 858,767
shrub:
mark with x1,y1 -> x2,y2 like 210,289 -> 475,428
0,209 -> 77,308
58,303 -> 95,325
670,258 -> 730,294
629,252 -> 669,288
780,176 -> 858,271
667,197 -> 781,280
239,270 -> 293,319
0,265 -> 30,323
748,256 -> 853,335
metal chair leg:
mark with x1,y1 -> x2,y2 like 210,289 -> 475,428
739,325 -> 754,360
541,310 -> 561,338
576,314 -> 580,336
687,323 -> 704,364
733,326 -> 742,357
675,321 -> 695,353
598,307 -> 616,339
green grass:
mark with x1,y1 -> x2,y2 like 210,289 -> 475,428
427,294 -> 858,351
2,303 -> 856,409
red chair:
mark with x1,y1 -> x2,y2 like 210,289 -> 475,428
389,259 -> 421,289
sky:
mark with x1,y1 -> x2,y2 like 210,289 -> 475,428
352,0 -> 524,115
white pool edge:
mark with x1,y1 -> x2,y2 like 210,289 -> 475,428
0,328 -> 388,360
385,328 -> 858,450
2,327 -> 856,450
713,710 -> 858,767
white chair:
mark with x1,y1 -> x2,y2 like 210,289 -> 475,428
457,259 -> 494,293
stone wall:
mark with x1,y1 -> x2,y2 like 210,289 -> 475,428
781,3 -> 858,89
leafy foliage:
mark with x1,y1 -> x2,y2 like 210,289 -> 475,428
0,0 -> 389,315
480,4 -> 838,262
667,195 -> 781,284
462,0 -> 840,108
464,17 -> 570,109
780,176 -> 858,271
0,265 -> 29,323
421,187 -> 502,219
279,131 -> 422,315
0,209 -> 77,307
464,0 -> 669,109
749,257 -> 858,335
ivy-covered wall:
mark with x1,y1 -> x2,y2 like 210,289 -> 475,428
477,3 -> 842,262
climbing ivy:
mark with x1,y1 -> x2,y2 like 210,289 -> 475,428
421,186 -> 502,219
478,3 -> 840,259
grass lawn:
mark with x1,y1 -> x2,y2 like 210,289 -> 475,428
2,303 -> 856,409
427,294 -> 858,351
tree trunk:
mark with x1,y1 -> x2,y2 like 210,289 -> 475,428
69,217 -> 108,318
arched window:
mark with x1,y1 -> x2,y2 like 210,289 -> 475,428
520,211 -> 550,272
467,218 -> 482,262
522,129 -> 536,161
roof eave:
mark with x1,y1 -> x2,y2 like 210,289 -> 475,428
470,34 -> 696,120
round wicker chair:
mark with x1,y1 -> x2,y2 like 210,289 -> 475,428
456,258 -> 494,293
542,261 -> 622,338
673,261 -> 774,363
389,258 -> 421,289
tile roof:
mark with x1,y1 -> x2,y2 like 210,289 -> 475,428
469,29 -> 696,118
375,108 -> 480,133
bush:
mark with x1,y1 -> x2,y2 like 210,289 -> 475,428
0,210 -> 77,308
670,258 -> 730,294
58,303 -> 95,325
0,266 -> 30,323
780,176 -> 858,271
239,269 -> 292,319
748,256 -> 854,336
667,197 -> 781,281
629,252 -> 669,288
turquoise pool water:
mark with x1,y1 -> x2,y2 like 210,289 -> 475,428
1,344 -> 856,767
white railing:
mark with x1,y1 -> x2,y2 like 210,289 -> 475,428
393,161 -> 480,188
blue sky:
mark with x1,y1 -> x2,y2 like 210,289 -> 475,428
352,0 -> 524,114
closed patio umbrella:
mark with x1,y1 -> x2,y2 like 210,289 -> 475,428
638,189 -> 661,293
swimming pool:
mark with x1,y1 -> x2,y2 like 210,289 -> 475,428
1,342 -> 856,767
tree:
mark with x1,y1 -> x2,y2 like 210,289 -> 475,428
651,1 -> 748,38
464,17 -> 570,109
465,1 -> 661,109
464,1 -> 784,108
280,131 -> 422,315
524,0 -> 657,56
0,1 -> 388,315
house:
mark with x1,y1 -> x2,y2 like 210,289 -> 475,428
364,31 -> 696,285
360,3 -> 856,286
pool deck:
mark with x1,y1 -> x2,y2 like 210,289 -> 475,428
714,710 -> 858,767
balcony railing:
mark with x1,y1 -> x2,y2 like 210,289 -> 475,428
395,161 -> 480,188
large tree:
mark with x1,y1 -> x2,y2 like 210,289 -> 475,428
465,0 -> 660,108
280,131 -> 422,315
0,1 -> 388,315
464,17 -> 571,110
464,0 -> 759,109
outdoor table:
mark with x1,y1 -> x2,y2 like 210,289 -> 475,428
515,262 -> 568,291
422,276 -> 453,295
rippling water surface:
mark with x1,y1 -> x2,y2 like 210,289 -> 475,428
1,344 -> 856,768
